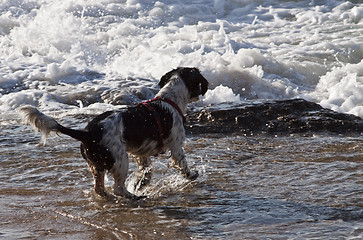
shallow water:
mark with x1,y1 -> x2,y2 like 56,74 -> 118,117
1,113 -> 362,239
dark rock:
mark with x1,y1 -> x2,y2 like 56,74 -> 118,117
185,99 -> 363,135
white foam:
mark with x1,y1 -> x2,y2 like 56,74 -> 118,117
202,85 -> 241,105
307,60 -> 363,118
1,0 -> 363,118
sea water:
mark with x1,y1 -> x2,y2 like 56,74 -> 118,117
1,1 -> 363,239
1,125 -> 362,239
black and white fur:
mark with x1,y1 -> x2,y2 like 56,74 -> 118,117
20,67 -> 208,199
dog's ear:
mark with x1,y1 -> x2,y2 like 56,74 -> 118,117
199,72 -> 209,96
178,68 -> 209,98
159,68 -> 180,88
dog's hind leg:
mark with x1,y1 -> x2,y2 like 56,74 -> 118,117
88,164 -> 107,196
171,146 -> 199,180
81,144 -> 109,197
133,156 -> 152,191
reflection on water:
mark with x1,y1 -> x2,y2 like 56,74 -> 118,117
1,119 -> 362,239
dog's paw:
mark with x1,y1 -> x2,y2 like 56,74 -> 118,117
114,185 -> 146,201
130,195 -> 147,201
186,170 -> 199,180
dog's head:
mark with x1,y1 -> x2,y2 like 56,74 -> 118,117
159,67 -> 209,101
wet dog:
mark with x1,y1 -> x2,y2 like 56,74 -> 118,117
20,67 -> 208,199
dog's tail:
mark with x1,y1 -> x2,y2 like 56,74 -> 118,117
19,106 -> 88,145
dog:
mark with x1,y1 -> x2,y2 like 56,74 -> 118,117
20,67 -> 209,200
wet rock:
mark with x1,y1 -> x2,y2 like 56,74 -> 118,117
185,99 -> 363,135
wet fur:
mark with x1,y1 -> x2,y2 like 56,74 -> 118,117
20,67 -> 208,199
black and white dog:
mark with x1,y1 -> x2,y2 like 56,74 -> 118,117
20,67 -> 208,199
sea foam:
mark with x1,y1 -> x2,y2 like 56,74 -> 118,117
0,0 -> 362,118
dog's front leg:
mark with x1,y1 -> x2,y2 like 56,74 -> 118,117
171,146 -> 199,180
134,156 -> 152,191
